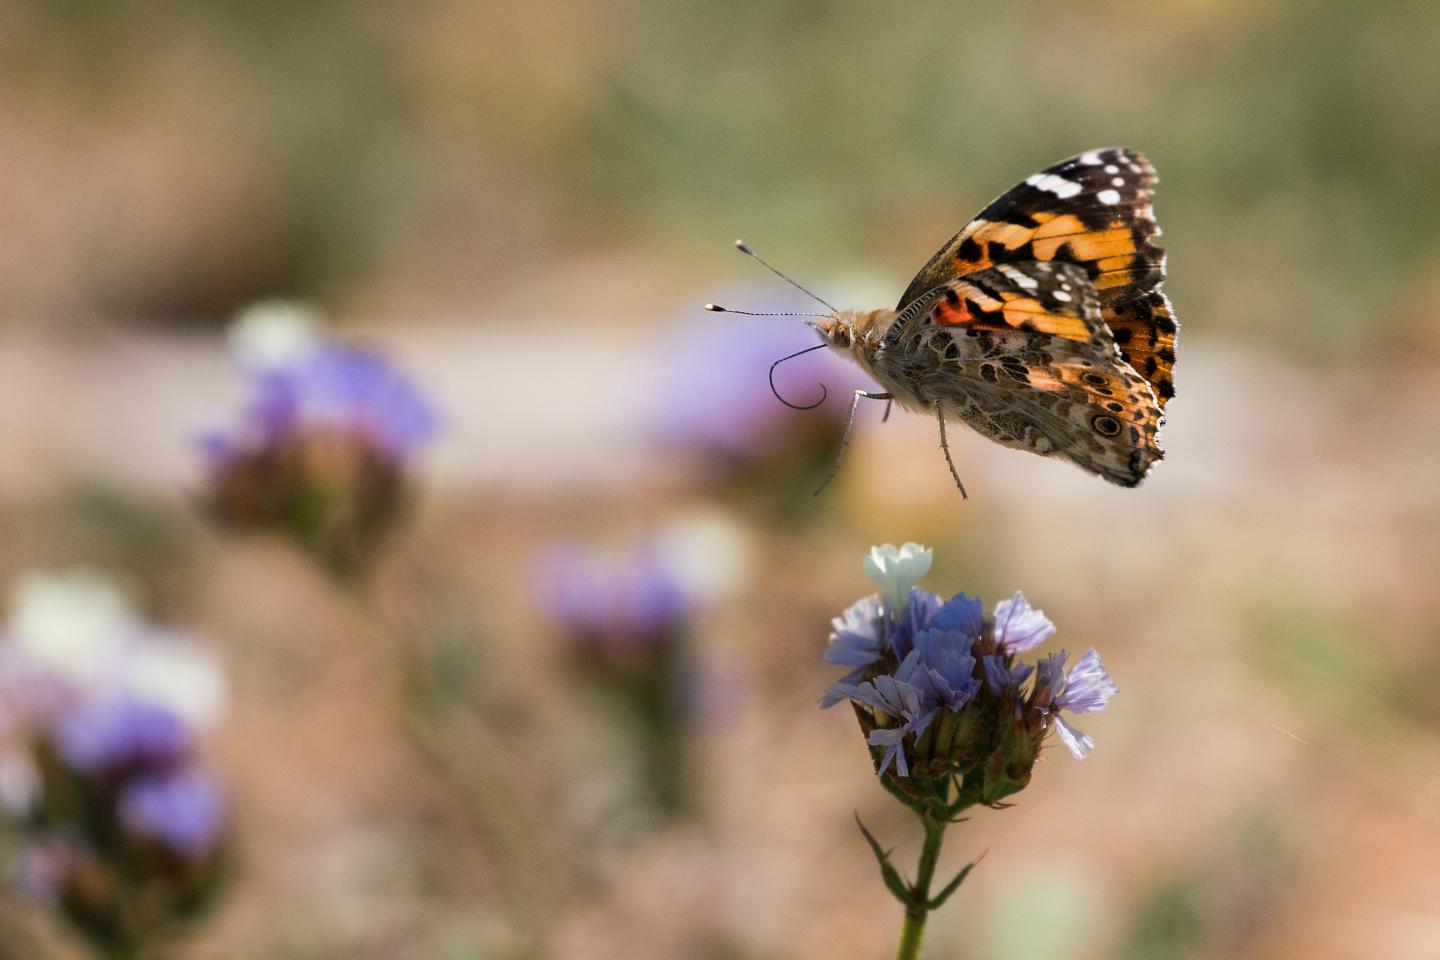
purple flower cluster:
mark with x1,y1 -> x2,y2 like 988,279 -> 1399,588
823,545 -> 1116,797
201,342 -> 438,472
534,533 -> 722,815
200,307 -> 439,577
118,766 -> 226,862
647,284 -> 878,461
0,572 -> 228,950
538,541 -> 698,649
49,699 -> 226,861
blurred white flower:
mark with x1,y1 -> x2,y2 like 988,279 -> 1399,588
6,570 -> 134,689
863,543 -> 933,613
2,569 -> 226,731
227,299 -> 323,371
122,635 -> 227,731
651,509 -> 754,605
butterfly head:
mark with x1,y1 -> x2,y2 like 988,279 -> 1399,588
806,310 -> 891,355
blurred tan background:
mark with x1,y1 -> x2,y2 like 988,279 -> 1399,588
2,1 -> 1440,958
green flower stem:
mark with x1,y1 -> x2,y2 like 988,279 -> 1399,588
342,584 -> 561,957
896,812 -> 948,960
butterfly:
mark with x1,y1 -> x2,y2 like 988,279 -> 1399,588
711,148 -> 1176,494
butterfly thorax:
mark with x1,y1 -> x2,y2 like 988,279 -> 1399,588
810,309 -> 940,411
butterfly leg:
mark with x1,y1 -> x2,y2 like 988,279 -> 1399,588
936,405 -> 969,500
814,390 -> 892,496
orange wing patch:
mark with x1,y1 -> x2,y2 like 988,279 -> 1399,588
1103,290 -> 1178,407
914,262 -> 1104,345
949,215 -> 1146,296
930,291 -> 973,326
897,148 -> 1165,311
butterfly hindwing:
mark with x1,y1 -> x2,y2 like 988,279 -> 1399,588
896,147 -> 1176,408
1101,289 -> 1178,407
907,326 -> 1164,487
1022,348 -> 1164,487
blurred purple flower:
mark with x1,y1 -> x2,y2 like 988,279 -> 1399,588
54,700 -> 191,778
202,343 -> 438,470
118,768 -> 226,861
0,571 -> 229,949
537,541 -> 698,644
536,529 -> 729,817
647,284 -> 878,459
200,314 -> 439,577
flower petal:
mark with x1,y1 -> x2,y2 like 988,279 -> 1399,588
863,543 -> 933,614
1055,648 -> 1117,715
867,727 -> 909,777
991,592 -> 1056,655
930,593 -> 983,637
1053,714 -> 1095,760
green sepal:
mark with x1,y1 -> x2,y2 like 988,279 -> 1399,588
854,814 -> 912,905
926,853 -> 984,910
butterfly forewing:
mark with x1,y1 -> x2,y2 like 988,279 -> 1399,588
887,261 -> 1107,348
896,148 -> 1177,408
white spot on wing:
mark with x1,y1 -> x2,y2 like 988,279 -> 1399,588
1053,290 -> 1073,302
1104,164 -> 1120,174
999,265 -> 1039,289
1026,173 -> 1083,199
1111,177 -> 1125,187
1097,189 -> 1122,205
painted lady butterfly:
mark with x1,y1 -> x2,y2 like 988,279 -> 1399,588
712,148 -> 1177,494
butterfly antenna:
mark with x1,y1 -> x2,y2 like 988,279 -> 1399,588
704,304 -> 828,318
768,342 -> 829,410
732,240 -> 838,313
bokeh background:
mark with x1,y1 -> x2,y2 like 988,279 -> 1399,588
3,1 -> 1440,957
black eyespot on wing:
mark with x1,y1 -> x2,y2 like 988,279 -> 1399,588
1091,414 -> 1122,437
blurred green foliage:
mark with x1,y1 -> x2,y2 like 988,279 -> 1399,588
1118,810 -> 1294,960
3,0 -> 1439,359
